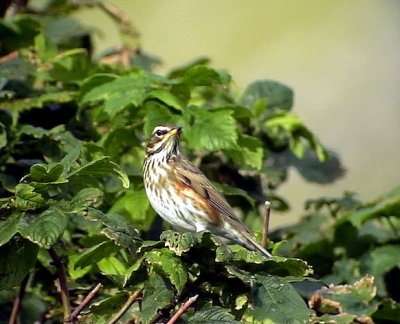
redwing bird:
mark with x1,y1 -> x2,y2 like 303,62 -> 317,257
143,124 -> 272,258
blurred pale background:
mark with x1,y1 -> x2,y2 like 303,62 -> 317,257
76,0 -> 400,228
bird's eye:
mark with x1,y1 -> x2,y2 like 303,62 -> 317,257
155,129 -> 166,136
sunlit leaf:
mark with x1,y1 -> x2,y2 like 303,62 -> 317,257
74,241 -> 121,269
160,230 -> 201,256
67,156 -> 130,188
48,48 -> 91,82
15,184 -> 46,211
185,107 -> 237,151
145,249 -> 188,292
146,89 -> 184,111
224,134 -> 264,170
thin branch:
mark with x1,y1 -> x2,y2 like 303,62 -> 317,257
70,283 -> 103,323
261,201 -> 271,249
108,289 -> 143,324
48,248 -> 71,323
167,295 -> 198,324
0,51 -> 19,64
8,274 -> 29,324
98,1 -> 140,42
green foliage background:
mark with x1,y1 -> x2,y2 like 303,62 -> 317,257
0,1 -> 399,323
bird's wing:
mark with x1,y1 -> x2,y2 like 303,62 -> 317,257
174,158 -> 250,232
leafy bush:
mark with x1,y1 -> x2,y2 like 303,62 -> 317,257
1,1 -> 399,323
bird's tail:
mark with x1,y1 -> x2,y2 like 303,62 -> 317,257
246,234 -> 272,258
242,231 -> 272,258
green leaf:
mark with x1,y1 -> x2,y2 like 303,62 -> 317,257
30,163 -> 64,183
140,273 -> 174,322
18,207 -> 67,248
311,313 -> 359,324
224,134 -> 264,170
160,230 -> 201,256
15,184 -> 46,211
109,187 -> 151,226
338,186 -> 400,227
290,149 -> 345,184
146,89 -> 184,111
145,249 -> 188,292
6,91 -> 76,110
97,256 -> 127,276
189,305 -> 239,323
85,208 -> 141,253
74,241 -> 121,269
67,156 -> 130,189
248,275 -> 313,322
79,73 -> 118,98
0,173 -> 17,193
0,213 -> 22,246
89,291 -> 130,321
217,245 -> 312,277
0,237 -> 38,291
48,48 -> 91,82
85,208 -> 139,237
185,108 -> 237,151
213,182 -> 256,209
59,145 -> 81,172
365,245 -> 400,278
373,299 -> 400,322
34,33 -> 56,62
67,188 -> 104,213
143,102 -> 183,136
0,122 -> 6,150
312,275 -> 377,316
100,127 -> 138,159
68,254 -> 92,280
101,227 -> 142,254
179,65 -> 230,86
0,16 -> 40,52
362,245 -> 400,297
80,73 -> 155,118
264,112 -> 327,161
240,79 -> 293,111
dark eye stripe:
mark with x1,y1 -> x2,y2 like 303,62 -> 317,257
156,129 -> 168,136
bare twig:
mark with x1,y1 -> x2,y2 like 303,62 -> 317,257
98,1 -> 140,42
167,295 -> 199,324
8,274 -> 29,324
70,283 -> 103,323
261,201 -> 271,249
0,51 -> 19,64
48,248 -> 71,323
108,289 -> 143,324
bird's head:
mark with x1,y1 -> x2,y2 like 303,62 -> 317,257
146,124 -> 182,157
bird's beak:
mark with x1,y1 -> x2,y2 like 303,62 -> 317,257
169,126 -> 182,136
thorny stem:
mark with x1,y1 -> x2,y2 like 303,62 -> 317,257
108,289 -> 143,324
48,248 -> 71,323
167,295 -> 199,324
8,274 -> 29,324
261,201 -> 271,249
70,283 -> 103,323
